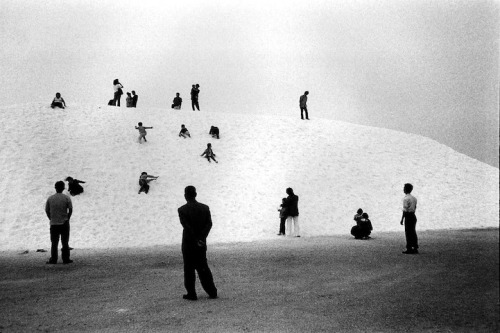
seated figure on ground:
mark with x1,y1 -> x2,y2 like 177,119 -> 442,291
51,93 -> 66,109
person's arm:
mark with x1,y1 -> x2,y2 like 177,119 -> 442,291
146,126 -> 153,129
62,98 -> 66,106
45,200 -> 51,220
67,197 -> 73,220
201,208 -> 213,240
135,126 -> 139,129
178,209 -> 195,236
76,180 -> 86,184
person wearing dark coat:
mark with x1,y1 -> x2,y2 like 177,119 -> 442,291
65,177 -> 86,196
209,126 -> 219,139
190,84 -> 200,111
178,186 -> 218,300
284,187 -> 300,237
172,93 -> 182,109
132,90 -> 138,107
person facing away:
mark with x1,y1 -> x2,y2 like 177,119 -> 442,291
284,188 -> 300,237
113,79 -> 124,106
178,185 -> 218,300
400,183 -> 418,254
179,124 -> 191,138
299,91 -> 309,120
201,143 -> 218,163
126,92 -> 133,107
65,177 -> 86,196
45,181 -> 73,264
138,172 -> 158,194
172,92 -> 182,110
277,198 -> 287,235
132,90 -> 138,107
190,84 -> 200,111
135,122 -> 153,143
359,213 -> 373,239
209,126 -> 220,139
51,92 -> 66,109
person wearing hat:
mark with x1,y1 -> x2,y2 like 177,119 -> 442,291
190,84 -> 200,111
178,185 -> 218,300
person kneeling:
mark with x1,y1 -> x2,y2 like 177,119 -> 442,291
51,92 -> 66,109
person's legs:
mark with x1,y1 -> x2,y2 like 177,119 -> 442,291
195,249 -> 217,298
293,216 -> 300,236
300,107 -> 304,119
405,213 -> 418,251
60,222 -> 71,263
194,100 -> 200,111
49,225 -> 61,263
286,216 -> 293,236
304,107 -> 309,119
192,100 -> 195,111
182,249 -> 197,297
279,217 -> 286,235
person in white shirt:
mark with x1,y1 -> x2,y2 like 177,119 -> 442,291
400,183 -> 419,254
112,79 -> 124,106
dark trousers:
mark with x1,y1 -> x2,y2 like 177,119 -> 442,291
51,102 -> 65,109
182,245 -> 217,297
279,217 -> 286,234
300,107 -> 308,119
50,222 -> 70,262
113,92 -> 121,107
404,213 -> 418,250
192,99 -> 199,111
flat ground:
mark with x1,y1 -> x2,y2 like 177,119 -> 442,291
0,229 -> 498,332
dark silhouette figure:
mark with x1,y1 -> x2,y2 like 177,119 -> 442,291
191,84 -> 200,111
172,93 -> 183,109
284,188 -> 300,237
209,126 -> 219,139
113,79 -> 124,106
138,172 -> 158,194
51,92 -> 66,109
45,181 -> 73,264
277,198 -> 287,235
179,124 -> 191,138
178,186 -> 218,300
401,183 -> 419,254
65,177 -> 86,196
132,90 -> 138,107
299,91 -> 309,120
351,210 -> 373,239
201,143 -> 218,163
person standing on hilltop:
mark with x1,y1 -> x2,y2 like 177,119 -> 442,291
299,91 -> 309,120
400,183 -> 419,254
178,186 -> 218,300
112,79 -> 124,107
191,84 -> 200,111
45,181 -> 73,264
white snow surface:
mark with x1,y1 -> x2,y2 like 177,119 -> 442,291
0,103 -> 498,250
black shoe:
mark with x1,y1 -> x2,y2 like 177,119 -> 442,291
209,294 -> 218,299
183,294 -> 198,301
46,260 -> 57,264
63,260 -> 73,264
402,250 -> 417,254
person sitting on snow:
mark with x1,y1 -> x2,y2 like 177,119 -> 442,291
179,124 -> 191,138
65,177 -> 86,196
138,172 -> 159,194
51,92 -> 66,109
201,143 -> 218,163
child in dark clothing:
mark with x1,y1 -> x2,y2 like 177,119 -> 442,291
209,126 -> 220,139
359,213 -> 373,239
65,177 -> 85,196
51,93 -> 66,109
179,124 -> 191,138
351,208 -> 364,239
277,198 -> 287,235
201,143 -> 218,163
138,172 -> 159,194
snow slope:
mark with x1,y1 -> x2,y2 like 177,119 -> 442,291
0,103 -> 497,250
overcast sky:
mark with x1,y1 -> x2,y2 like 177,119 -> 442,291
1,0 -> 498,167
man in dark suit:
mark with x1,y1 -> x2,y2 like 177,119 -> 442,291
178,186 -> 218,300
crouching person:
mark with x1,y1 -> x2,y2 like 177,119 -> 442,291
138,172 -> 159,194
51,93 -> 66,109
209,126 -> 219,139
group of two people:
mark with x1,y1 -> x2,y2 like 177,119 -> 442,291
171,84 -> 201,111
277,188 -> 300,237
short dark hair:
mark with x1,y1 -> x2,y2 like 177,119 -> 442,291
138,122 -> 143,126
185,186 -> 197,199
286,187 -> 294,195
55,181 -> 65,193
357,208 -> 363,214
305,91 -> 309,95
362,213 -> 369,218
404,183 -> 413,193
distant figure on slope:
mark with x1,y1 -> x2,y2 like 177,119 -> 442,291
135,122 -> 153,143
179,124 -> 191,138
284,188 -> 300,237
201,143 -> 218,163
65,177 -> 86,196
132,90 -> 138,107
400,183 -> 419,254
351,211 -> 373,239
126,92 -> 133,107
172,93 -> 182,110
45,181 -> 73,264
51,92 -> 66,109
138,172 -> 159,194
209,126 -> 219,139
112,79 -> 124,106
277,198 -> 287,236
191,84 -> 200,111
299,91 -> 309,120
178,185 -> 218,300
